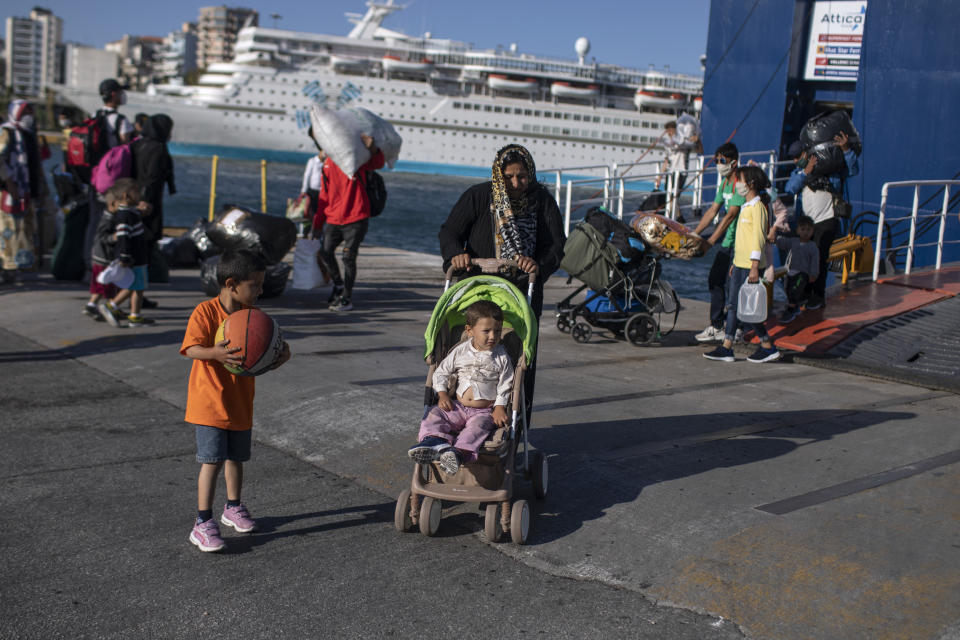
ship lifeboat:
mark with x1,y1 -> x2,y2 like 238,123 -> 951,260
487,74 -> 538,93
330,55 -> 368,71
693,96 -> 703,112
634,90 -> 683,110
382,55 -> 434,74
550,81 -> 599,99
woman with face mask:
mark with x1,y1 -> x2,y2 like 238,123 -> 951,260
0,100 -> 44,283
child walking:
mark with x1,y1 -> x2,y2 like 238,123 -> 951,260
96,178 -> 153,326
180,249 -> 290,552
703,165 -> 781,363
768,214 -> 820,323
407,300 -> 514,476
84,188 -> 120,319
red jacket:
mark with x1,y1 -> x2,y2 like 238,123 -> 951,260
312,150 -> 385,228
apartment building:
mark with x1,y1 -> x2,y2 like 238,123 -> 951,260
196,6 -> 258,68
4,7 -> 62,96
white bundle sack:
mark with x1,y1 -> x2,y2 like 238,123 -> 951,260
309,105 -> 369,177
344,107 -> 403,169
676,113 -> 701,150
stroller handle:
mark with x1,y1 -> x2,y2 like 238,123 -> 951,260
445,258 -> 538,300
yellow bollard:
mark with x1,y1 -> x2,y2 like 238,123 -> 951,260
260,159 -> 267,212
208,155 -> 219,222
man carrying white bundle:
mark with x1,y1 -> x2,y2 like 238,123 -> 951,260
310,131 -> 384,312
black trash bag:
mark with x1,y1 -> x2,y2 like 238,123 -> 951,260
584,206 -> 645,262
159,235 -> 201,268
261,262 -> 292,299
148,244 -> 170,283
799,110 -> 862,176
187,219 -> 220,260
50,199 -> 89,281
206,205 -> 297,264
199,255 -> 221,297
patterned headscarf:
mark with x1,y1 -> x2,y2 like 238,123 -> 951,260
491,144 -> 538,260
2,100 -> 33,201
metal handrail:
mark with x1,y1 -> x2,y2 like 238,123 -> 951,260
872,180 -> 960,281
541,164 -> 612,205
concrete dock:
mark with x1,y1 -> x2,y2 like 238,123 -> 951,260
2,245 -> 958,639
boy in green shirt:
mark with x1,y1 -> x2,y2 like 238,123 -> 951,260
692,143 -> 745,342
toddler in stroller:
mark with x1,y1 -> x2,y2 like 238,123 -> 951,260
395,259 -> 547,545
556,207 -> 680,345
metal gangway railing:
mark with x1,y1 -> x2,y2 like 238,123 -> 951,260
871,180 -> 960,281
542,149 -> 790,235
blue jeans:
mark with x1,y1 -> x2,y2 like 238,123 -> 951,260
195,424 -> 252,463
725,266 -> 770,343
707,246 -> 732,329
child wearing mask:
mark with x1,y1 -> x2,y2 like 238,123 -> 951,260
703,165 -> 780,364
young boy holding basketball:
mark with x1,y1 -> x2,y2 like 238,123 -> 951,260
180,249 -> 290,552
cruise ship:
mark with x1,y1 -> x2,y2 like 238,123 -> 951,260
56,1 -> 703,174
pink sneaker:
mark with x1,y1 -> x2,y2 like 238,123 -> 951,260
189,519 -> 226,552
221,503 -> 256,533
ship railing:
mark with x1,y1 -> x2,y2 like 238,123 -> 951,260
559,171 -> 668,235
872,180 -> 960,281
541,165 -> 613,207
689,149 -> 778,213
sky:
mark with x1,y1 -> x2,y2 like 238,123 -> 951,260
6,0 -> 710,76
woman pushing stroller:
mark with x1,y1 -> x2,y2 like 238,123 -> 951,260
408,300 -> 514,476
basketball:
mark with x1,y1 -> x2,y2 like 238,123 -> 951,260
215,308 -> 284,376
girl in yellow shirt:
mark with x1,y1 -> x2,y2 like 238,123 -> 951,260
704,166 -> 781,363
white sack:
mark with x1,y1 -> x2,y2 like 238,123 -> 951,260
344,107 -> 403,169
676,113 -> 701,150
309,105 -> 369,177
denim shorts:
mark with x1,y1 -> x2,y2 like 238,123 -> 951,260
129,265 -> 148,291
194,424 -> 252,463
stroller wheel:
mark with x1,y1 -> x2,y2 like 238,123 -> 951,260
556,315 -> 571,333
571,321 -> 593,343
625,313 -> 656,346
532,452 -> 548,499
394,489 -> 413,532
510,500 -> 531,545
484,503 -> 503,543
419,496 -> 442,536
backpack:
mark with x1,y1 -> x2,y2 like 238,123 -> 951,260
90,144 -> 132,194
66,111 -> 125,182
365,170 -> 387,217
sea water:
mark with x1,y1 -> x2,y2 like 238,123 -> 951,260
123,155 -> 715,302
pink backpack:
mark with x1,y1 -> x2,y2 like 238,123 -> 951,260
90,144 -> 132,194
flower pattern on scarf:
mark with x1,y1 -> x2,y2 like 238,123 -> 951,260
491,144 -> 538,261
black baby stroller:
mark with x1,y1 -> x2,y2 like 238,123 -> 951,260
394,259 -> 547,545
556,207 -> 680,346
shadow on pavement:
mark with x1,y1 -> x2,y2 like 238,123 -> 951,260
528,408 -> 917,545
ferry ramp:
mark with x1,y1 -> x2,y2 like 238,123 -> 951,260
1,246 -> 958,640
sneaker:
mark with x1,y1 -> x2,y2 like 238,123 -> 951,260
329,296 -> 353,312
126,314 -> 156,326
83,303 -> 100,318
407,436 -> 452,464
326,285 -> 343,304
703,345 -> 735,362
779,308 -> 799,324
734,328 -> 745,344
805,296 -> 824,310
221,503 -> 256,533
97,301 -> 122,328
189,519 -> 226,552
438,449 -> 461,476
695,325 -> 723,342
141,297 -> 159,309
747,346 -> 782,363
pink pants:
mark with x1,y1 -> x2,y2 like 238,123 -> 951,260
418,401 -> 496,463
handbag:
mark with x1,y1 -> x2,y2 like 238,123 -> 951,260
286,194 -> 310,222
291,237 -> 327,290
831,192 -> 852,219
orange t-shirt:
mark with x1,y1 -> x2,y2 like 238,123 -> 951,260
180,298 -> 255,430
